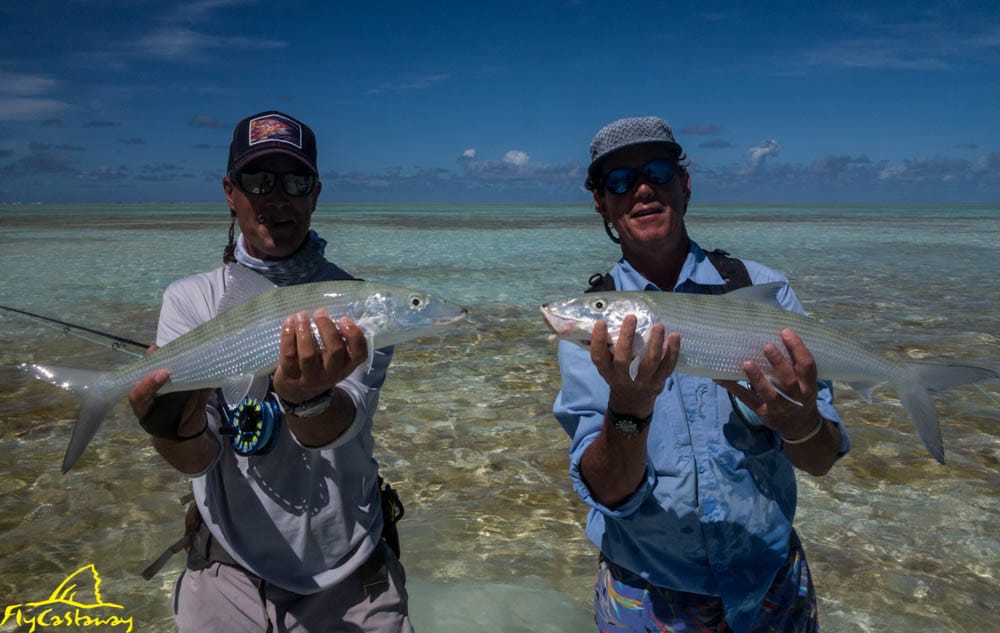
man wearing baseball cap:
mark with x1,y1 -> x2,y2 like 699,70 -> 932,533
129,110 -> 413,632
552,116 -> 850,632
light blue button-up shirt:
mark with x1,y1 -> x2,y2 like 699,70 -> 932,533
553,242 -> 850,631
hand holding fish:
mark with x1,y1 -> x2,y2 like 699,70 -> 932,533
272,310 -> 368,407
128,346 -> 214,442
591,315 -> 679,416
717,328 -> 821,440
129,370 -> 212,437
715,328 -> 843,476
126,348 -> 217,473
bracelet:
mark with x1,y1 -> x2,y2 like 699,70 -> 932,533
780,418 -> 825,445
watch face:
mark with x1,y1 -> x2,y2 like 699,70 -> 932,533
610,410 -> 651,436
615,418 -> 640,435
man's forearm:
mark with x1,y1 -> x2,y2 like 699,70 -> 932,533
579,416 -> 650,509
153,433 -> 221,475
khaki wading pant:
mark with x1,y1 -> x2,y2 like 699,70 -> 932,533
172,541 -> 413,633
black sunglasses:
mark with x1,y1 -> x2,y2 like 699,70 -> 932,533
603,159 -> 675,195
236,171 -> 317,197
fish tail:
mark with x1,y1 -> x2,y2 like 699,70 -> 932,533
893,361 -> 997,465
19,363 -> 125,473
894,382 -> 945,464
905,361 -> 999,393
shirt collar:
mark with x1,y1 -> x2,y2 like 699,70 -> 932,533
615,241 -> 726,292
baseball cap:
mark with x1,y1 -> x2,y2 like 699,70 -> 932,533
586,116 -> 683,188
227,111 -> 318,175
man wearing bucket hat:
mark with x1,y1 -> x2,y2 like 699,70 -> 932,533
128,111 -> 413,632
552,116 -> 850,632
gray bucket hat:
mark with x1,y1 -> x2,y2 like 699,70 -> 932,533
586,116 -> 683,188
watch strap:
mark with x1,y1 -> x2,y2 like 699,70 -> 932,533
279,388 -> 334,418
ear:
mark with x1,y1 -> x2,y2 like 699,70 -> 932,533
592,190 -> 608,218
223,175 -> 237,207
681,167 -> 692,201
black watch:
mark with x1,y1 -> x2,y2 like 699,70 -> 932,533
608,408 -> 653,437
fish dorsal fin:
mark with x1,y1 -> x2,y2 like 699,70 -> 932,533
219,264 -> 277,315
722,282 -> 784,308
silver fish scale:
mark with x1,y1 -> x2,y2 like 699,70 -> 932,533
104,283 -> 373,393
638,293 -> 906,383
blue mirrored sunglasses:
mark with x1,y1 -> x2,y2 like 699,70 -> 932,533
603,159 -> 675,195
237,171 -> 317,197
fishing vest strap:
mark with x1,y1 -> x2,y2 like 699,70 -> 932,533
705,249 -> 752,293
585,249 -> 751,294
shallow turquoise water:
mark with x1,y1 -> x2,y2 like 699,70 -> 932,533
0,202 -> 998,632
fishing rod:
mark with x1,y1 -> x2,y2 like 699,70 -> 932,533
0,304 -> 151,357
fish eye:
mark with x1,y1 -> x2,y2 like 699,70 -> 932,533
590,298 -> 607,311
408,294 -> 426,309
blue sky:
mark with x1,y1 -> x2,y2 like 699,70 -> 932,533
1,0 -> 998,204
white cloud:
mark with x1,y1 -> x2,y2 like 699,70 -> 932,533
971,152 -> 1000,179
746,140 -> 780,171
462,148 -> 476,159
503,150 -> 530,166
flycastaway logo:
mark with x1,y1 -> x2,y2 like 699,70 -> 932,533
1,564 -> 134,632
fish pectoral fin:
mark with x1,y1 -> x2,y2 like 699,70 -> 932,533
847,381 -> 881,404
769,382 -> 804,407
627,332 -> 648,381
723,282 -> 784,308
221,376 -> 256,408
628,356 -> 641,381
364,330 -> 376,372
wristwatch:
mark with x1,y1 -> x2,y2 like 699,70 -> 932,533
280,388 -> 334,418
608,408 -> 653,436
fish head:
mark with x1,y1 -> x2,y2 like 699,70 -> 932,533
354,285 -> 468,344
540,292 -> 656,349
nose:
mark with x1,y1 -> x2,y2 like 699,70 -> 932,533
633,180 -> 656,199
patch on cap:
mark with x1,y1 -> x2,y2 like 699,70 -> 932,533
248,114 -> 303,149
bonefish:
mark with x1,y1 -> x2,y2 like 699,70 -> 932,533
540,282 -> 997,463
21,268 -> 468,473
